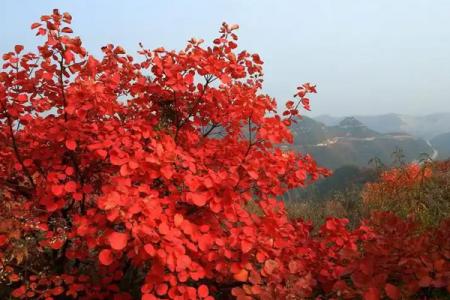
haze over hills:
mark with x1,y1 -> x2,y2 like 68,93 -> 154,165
431,132 -> 450,160
314,113 -> 450,140
289,116 -> 436,169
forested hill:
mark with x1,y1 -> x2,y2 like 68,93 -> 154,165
289,116 -> 434,169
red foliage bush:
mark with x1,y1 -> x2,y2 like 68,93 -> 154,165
362,161 -> 449,228
1,10 -> 449,300
365,163 -> 432,194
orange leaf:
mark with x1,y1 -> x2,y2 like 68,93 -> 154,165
233,269 -> 249,282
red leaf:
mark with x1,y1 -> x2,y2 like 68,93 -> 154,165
174,213 -> 184,227
0,234 -> 7,246
286,100 -> 295,109
363,288 -> 380,300
144,244 -> 155,256
220,74 -> 231,84
385,284 -> 401,300
129,159 -> 139,169
64,181 -> 77,193
198,285 -> 209,298
37,28 -> 46,36
264,259 -> 278,275
51,184 -> 65,197
188,192 -> 209,207
65,139 -> 77,150
63,12 -> 72,23
419,275 -> 433,287
198,234 -> 212,251
156,283 -> 168,296
64,50 -> 75,63
158,222 -> 170,235
61,27 -> 73,33
160,165 -> 173,179
110,154 -> 128,166
99,249 -> 113,265
108,232 -> 128,250
23,159 -> 33,167
52,286 -> 64,296
96,149 -> 108,159
14,45 -> 24,54
176,254 -> 192,270
17,94 -> 28,103
31,22 -> 41,29
241,240 -> 253,253
184,174 -> 201,191
87,55 -> 98,75
11,285 -> 27,298
50,238 -> 64,250
252,53 -> 263,64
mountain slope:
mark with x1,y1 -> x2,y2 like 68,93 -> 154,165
291,116 -> 433,169
290,116 -> 329,145
431,132 -> 450,159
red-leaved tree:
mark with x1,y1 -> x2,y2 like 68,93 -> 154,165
0,9 -> 327,300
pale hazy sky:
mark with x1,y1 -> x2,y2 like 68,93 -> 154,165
1,0 -> 450,116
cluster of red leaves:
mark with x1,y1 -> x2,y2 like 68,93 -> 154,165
378,163 -> 432,189
232,212 -> 450,299
1,10 -> 449,300
361,163 -> 434,213
0,9 -> 326,300
362,163 -> 432,203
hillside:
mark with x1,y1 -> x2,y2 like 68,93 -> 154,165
290,116 -> 433,169
283,165 -> 378,202
315,112 -> 450,139
431,132 -> 450,159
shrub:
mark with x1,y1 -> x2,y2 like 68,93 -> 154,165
362,161 -> 450,228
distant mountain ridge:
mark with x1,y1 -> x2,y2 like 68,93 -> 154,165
289,116 -> 434,169
314,112 -> 450,139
